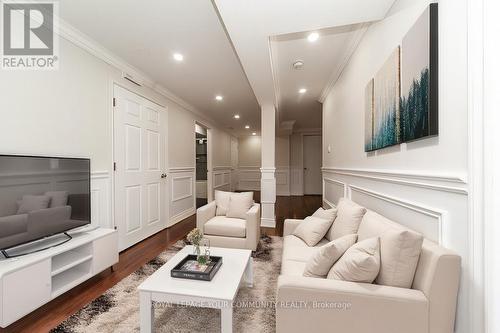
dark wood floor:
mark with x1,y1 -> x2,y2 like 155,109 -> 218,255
2,195 -> 322,333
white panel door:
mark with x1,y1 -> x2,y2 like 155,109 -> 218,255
114,85 -> 168,251
303,135 -> 322,195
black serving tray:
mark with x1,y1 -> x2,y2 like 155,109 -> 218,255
171,254 -> 222,281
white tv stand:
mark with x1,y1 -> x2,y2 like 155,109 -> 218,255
0,228 -> 118,328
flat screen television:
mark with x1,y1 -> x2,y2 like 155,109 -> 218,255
0,155 -> 91,253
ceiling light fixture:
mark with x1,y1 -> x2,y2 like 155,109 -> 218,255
245,125 -> 250,129
252,132 -> 257,136
215,95 -> 223,101
173,53 -> 184,61
299,88 -> 307,94
234,114 -> 240,119
307,32 -> 319,42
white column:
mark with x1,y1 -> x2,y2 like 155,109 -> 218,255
260,105 -> 276,228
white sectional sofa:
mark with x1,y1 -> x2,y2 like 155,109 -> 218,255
276,199 -> 461,333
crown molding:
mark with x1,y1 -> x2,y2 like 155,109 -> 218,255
54,17 -> 219,127
318,23 -> 370,103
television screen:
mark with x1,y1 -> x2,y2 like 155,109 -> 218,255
0,155 -> 91,250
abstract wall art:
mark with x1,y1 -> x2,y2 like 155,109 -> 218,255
364,3 -> 438,152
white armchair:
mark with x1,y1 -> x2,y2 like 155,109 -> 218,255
196,200 -> 261,251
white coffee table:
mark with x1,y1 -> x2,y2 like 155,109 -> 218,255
138,245 -> 253,332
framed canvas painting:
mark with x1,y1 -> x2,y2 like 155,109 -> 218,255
368,47 -> 401,151
400,3 -> 438,142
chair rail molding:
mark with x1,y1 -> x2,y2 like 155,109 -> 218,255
322,165 -> 470,332
322,167 -> 468,194
213,167 -> 231,191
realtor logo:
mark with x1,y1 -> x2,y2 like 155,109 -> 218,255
1,0 -> 59,70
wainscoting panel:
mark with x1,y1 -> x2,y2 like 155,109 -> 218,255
90,171 -> 112,229
322,167 -> 469,330
169,167 -> 195,226
237,166 -> 290,196
237,167 -> 260,191
276,167 -> 290,196
323,178 -> 345,208
213,167 -> 231,192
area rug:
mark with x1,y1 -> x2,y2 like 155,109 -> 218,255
52,235 -> 282,333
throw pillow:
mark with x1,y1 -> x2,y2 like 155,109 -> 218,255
226,192 -> 254,219
215,190 -> 231,216
17,195 -> 51,214
326,198 -> 366,241
303,234 -> 358,278
293,216 -> 333,247
312,207 -> 338,224
376,229 -> 424,288
327,237 -> 381,283
45,191 -> 69,208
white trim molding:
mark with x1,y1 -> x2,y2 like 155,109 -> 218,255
168,168 -> 195,227
322,167 -> 468,194
322,166 -> 470,332
90,171 -> 112,229
349,184 -> 445,244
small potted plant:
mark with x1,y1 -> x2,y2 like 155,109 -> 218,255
186,228 -> 210,264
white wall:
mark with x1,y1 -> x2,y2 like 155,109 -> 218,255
238,136 -> 262,167
237,135 -> 291,195
322,1 -> 472,332
0,34 -> 235,229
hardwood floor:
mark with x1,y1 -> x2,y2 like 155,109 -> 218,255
2,195 -> 322,333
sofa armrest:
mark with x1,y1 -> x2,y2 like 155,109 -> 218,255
196,201 -> 216,231
283,219 -> 303,236
276,275 -> 428,333
245,203 -> 260,251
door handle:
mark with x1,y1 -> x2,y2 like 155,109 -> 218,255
161,173 -> 167,179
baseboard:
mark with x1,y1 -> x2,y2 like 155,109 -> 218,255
169,208 -> 196,227
260,217 -> 276,228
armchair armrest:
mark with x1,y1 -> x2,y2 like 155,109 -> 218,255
196,201 -> 216,231
245,203 -> 260,251
276,275 -> 428,333
283,219 -> 303,236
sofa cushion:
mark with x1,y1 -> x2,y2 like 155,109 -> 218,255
303,234 -> 358,278
45,191 -> 69,208
326,198 -> 366,241
312,207 -> 338,224
357,210 -> 402,241
357,211 -> 424,288
327,237 -> 381,283
293,216 -> 333,246
226,192 -> 254,219
377,229 -> 423,288
215,190 -> 231,216
17,195 -> 51,214
281,259 -> 308,276
203,216 -> 246,238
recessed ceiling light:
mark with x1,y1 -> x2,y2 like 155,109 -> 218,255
307,32 -> 319,42
299,88 -> 307,94
245,125 -> 250,129
215,95 -> 223,101
173,53 -> 184,61
252,132 -> 257,136
234,114 -> 240,119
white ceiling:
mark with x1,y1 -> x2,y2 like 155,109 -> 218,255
271,24 -> 368,130
59,0 -> 397,136
213,0 -> 397,131
58,0 -> 260,136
